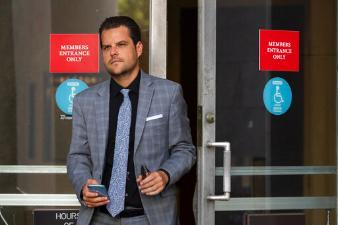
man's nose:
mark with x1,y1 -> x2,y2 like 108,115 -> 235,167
110,46 -> 118,55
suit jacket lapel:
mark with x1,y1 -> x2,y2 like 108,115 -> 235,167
95,80 -> 110,173
134,72 -> 154,154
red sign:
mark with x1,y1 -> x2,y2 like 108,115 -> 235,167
50,34 -> 99,73
259,29 -> 299,72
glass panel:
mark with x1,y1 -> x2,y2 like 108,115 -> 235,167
215,175 -> 335,197
215,0 -> 336,167
0,0 -> 149,192
215,0 -> 336,224
215,209 -> 334,225
0,174 -> 73,194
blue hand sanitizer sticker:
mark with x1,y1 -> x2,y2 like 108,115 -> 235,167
263,77 -> 292,115
55,79 -> 88,115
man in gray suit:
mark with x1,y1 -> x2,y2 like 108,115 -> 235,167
67,16 -> 196,225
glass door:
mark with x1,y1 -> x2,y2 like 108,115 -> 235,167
197,0 -> 337,225
0,0 -> 168,224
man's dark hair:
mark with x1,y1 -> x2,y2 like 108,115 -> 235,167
99,16 -> 141,48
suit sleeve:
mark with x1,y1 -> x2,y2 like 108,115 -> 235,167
67,96 -> 92,204
159,84 -> 196,186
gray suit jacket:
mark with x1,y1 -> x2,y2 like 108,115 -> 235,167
67,71 -> 196,225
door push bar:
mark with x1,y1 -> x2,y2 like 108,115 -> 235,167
207,142 -> 231,201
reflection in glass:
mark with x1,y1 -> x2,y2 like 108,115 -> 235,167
215,0 -> 336,225
0,0 -> 149,207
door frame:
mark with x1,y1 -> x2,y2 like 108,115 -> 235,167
197,0 -> 217,224
149,0 -> 167,78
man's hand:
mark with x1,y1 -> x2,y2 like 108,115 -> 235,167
82,179 -> 109,208
137,170 -> 169,196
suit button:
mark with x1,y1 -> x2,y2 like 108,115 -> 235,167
125,193 -> 128,197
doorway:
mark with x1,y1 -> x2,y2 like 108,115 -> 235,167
168,1 -> 198,224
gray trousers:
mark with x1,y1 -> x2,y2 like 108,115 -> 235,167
90,211 -> 151,225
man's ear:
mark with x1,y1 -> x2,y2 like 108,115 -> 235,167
136,41 -> 143,58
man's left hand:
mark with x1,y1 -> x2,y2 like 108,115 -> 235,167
137,170 -> 169,196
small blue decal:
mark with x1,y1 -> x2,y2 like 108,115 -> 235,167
55,79 -> 88,115
263,77 -> 292,115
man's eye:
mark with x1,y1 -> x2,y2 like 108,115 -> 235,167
103,46 -> 111,51
117,43 -> 127,47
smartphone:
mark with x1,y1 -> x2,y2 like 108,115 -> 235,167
141,165 -> 151,179
87,184 -> 108,197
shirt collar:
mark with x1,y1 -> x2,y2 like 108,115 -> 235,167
110,70 -> 141,96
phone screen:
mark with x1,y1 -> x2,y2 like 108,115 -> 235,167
88,184 -> 108,197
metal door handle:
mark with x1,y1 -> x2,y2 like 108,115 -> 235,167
207,142 -> 231,201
